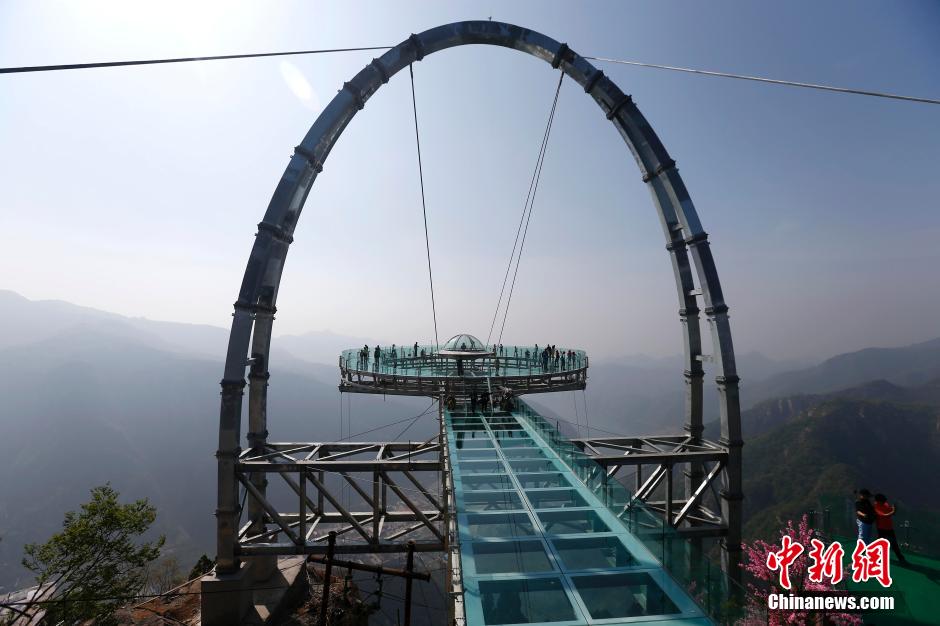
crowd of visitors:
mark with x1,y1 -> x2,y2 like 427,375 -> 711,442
350,343 -> 585,373
524,343 -> 582,371
355,342 -> 431,369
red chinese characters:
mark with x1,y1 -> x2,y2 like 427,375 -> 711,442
765,535 -> 805,589
766,536 -> 893,589
851,538 -> 893,588
807,538 -> 844,584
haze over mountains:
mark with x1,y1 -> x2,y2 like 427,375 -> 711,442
0,290 -> 431,591
1,289 -> 939,591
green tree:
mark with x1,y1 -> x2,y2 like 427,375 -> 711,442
188,554 -> 215,581
19,484 -> 164,625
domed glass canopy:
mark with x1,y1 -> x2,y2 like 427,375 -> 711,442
439,333 -> 491,358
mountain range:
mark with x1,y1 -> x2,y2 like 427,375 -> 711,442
742,390 -> 940,554
0,291 -> 431,592
1,289 -> 939,591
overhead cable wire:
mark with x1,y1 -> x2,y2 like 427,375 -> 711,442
409,63 -> 440,351
3,44 -> 937,107
2,44 -> 936,106
0,46 -> 393,74
391,400 -> 436,440
496,70 -> 565,345
585,55 -> 940,106
337,400 -> 436,441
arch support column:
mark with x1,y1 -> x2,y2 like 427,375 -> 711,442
210,20 -> 745,609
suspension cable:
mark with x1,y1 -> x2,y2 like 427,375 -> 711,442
409,64 -> 440,351
572,390 -> 582,437
496,70 -> 564,345
486,71 -> 564,346
581,389 -> 591,437
585,55 -> 940,106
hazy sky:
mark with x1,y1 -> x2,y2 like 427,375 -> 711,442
1,1 -> 938,361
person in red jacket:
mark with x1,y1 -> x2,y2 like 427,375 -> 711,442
873,493 -> 908,565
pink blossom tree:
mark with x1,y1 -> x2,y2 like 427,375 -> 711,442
740,514 -> 862,625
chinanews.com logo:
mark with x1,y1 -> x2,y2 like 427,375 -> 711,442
765,536 -> 895,612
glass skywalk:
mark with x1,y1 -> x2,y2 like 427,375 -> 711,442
446,402 -> 714,626
341,344 -> 587,379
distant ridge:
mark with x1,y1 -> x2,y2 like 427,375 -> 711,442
743,337 -> 940,405
742,392 -> 940,553
0,290 -> 387,365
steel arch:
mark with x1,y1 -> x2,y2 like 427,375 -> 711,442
215,20 -> 743,577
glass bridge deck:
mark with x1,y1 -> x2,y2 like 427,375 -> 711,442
445,401 -> 713,626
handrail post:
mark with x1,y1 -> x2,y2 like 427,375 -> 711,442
404,540 -> 416,626
318,531 -> 336,626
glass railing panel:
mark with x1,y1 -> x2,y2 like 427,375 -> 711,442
515,402 -> 753,625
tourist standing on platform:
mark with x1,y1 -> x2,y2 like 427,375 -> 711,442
874,494 -> 908,564
855,489 -> 876,542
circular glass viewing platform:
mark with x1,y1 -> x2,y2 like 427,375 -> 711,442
339,334 -> 588,397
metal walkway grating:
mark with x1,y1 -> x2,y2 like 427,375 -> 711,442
445,400 -> 714,625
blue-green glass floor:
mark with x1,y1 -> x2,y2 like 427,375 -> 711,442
446,402 -> 714,626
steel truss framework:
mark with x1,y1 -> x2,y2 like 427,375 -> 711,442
212,19 -> 744,617
573,435 -> 729,538
235,439 -> 447,555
